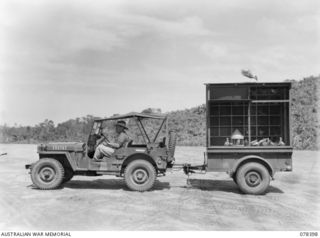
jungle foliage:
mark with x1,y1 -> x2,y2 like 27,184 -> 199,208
0,76 -> 319,150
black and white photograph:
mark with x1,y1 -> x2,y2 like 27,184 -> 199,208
0,0 -> 319,235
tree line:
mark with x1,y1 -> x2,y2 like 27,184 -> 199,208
0,76 -> 319,150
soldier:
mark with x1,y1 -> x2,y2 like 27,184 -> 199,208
93,120 -> 131,161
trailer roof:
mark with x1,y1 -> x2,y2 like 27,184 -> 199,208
94,112 -> 167,122
205,82 -> 291,87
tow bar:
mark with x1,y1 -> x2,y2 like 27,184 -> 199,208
171,151 -> 207,187
171,163 -> 207,186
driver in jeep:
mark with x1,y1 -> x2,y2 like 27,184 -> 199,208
93,120 -> 131,161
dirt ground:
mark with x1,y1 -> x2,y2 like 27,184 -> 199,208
0,144 -> 319,231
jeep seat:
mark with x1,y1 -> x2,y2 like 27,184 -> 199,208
126,140 -> 133,147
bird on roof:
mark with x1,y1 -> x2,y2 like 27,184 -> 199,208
241,69 -> 258,81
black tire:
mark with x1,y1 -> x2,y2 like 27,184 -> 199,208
232,174 -> 237,184
63,168 -> 74,183
236,162 -> 270,195
168,131 -> 177,160
124,160 -> 156,192
31,158 -> 65,190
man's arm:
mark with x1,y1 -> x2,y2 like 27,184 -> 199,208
106,142 -> 120,149
95,136 -> 106,146
101,133 -> 130,149
108,133 -> 130,149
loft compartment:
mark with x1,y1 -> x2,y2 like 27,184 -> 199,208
209,86 -> 248,100
250,86 -> 289,100
206,82 -> 291,147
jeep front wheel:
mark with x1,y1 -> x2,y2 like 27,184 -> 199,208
63,168 -> 74,183
124,160 -> 156,192
31,158 -> 64,190
236,162 -> 270,195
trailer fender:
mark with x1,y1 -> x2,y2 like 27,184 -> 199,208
230,155 -> 274,178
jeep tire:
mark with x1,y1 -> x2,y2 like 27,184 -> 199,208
63,168 -> 74,183
124,160 -> 156,192
236,162 -> 270,195
31,158 -> 64,190
232,174 -> 237,184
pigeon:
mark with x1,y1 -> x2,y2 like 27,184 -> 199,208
241,69 -> 258,81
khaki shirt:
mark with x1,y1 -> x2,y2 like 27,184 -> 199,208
116,132 -> 131,147
102,131 -> 131,148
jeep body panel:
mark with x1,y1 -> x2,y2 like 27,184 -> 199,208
37,142 -> 86,171
37,145 -> 168,173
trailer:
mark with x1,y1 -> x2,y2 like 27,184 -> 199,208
179,82 -> 293,194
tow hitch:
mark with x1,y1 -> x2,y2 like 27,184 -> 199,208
170,152 -> 207,186
171,163 -> 207,186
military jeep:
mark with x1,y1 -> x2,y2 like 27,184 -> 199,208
25,113 -> 176,192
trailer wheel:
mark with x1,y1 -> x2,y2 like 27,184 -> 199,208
31,158 -> 64,190
236,162 -> 270,195
124,160 -> 156,192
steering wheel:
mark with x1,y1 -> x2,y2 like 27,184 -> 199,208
101,133 -> 110,143
96,133 -> 110,146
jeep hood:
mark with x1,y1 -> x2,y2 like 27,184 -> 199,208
37,142 -> 85,152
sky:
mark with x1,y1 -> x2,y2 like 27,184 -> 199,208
0,0 -> 319,126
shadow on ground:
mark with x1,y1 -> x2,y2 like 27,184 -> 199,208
63,179 -> 170,191
187,179 -> 284,194
29,178 -> 283,194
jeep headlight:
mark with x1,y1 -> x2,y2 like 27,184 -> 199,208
37,144 -> 47,152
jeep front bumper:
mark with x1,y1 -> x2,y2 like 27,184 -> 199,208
25,164 -> 33,170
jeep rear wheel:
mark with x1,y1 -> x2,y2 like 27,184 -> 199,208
31,158 -> 64,190
124,160 -> 156,192
236,162 -> 270,195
